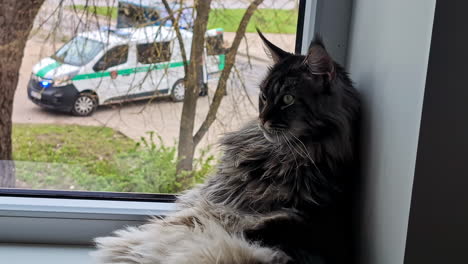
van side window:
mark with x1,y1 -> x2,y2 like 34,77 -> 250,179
93,45 -> 129,72
137,42 -> 171,64
206,35 -> 225,56
117,3 -> 160,28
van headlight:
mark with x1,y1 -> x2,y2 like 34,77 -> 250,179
53,75 -> 73,87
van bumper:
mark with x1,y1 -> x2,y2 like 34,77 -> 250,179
27,78 -> 79,112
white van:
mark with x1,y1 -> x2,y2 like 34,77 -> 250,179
28,26 -> 225,116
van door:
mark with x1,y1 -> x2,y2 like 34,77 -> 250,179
90,44 -> 134,103
135,41 -> 173,96
205,28 -> 226,79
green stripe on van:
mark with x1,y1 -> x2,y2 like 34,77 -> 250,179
36,61 -> 61,78
218,54 -> 225,71
72,61 -> 187,81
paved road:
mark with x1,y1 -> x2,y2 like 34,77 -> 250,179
14,37 -> 269,149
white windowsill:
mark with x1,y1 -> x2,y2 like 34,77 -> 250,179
0,197 -> 176,245
0,244 -> 93,264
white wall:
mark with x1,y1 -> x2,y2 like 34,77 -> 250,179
346,1 -> 436,263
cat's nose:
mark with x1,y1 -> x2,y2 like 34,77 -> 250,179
263,120 -> 272,130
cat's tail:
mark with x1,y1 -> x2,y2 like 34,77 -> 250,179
91,212 -> 290,264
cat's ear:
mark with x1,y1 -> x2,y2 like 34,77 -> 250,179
305,35 -> 336,80
257,28 -> 290,63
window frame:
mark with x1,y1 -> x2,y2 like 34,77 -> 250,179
0,188 -> 176,202
0,196 -> 175,244
0,0 -> 323,245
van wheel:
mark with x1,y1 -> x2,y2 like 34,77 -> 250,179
171,79 -> 185,102
72,93 -> 97,116
199,83 -> 208,96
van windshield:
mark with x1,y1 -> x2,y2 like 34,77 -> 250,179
53,36 -> 104,66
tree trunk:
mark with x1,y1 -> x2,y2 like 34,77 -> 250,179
176,0 -> 212,176
0,161 -> 15,188
193,0 -> 264,146
0,0 -> 45,187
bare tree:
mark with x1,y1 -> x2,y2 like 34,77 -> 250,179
0,0 -> 45,187
0,0 -> 268,189
176,0 -> 265,179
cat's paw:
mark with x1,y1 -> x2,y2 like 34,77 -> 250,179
246,208 -> 305,236
278,207 -> 306,222
270,250 -> 292,264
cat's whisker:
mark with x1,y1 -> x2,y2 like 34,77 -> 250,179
276,132 -> 308,162
287,132 -> 314,160
288,132 -> 328,183
284,133 -> 309,159
273,131 -> 289,163
280,132 -> 299,171
283,132 -> 308,161
281,132 -> 301,171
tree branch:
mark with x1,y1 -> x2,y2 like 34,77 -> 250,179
161,0 -> 189,75
193,0 -> 264,147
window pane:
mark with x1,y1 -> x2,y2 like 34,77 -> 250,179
137,42 -> 171,64
4,0 -> 300,195
206,35 -> 225,56
94,45 -> 129,71
117,3 -> 161,28
54,36 -> 104,66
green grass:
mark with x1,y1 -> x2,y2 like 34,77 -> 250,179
12,124 -> 214,193
208,9 -> 298,34
70,5 -> 297,34
71,5 -> 117,19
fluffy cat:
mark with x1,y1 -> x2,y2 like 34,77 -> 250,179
93,31 -> 360,264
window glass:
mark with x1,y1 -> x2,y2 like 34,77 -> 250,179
137,42 -> 171,64
117,3 -> 156,28
116,2 -> 194,29
54,36 -> 104,66
206,35 -> 225,56
94,45 -> 129,71
3,0 -> 300,195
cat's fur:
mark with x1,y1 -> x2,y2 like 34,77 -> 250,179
93,32 -> 360,264
93,207 -> 291,264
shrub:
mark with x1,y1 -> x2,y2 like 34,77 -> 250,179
93,132 -> 215,193
13,124 -> 215,193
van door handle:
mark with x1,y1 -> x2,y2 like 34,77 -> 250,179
121,73 -> 131,76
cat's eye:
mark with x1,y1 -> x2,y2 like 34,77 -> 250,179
260,92 -> 267,101
283,94 -> 295,105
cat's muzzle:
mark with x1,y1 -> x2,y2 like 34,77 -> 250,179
258,123 -> 286,143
